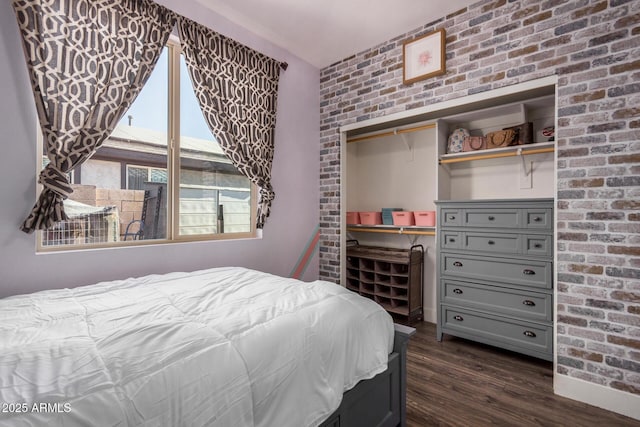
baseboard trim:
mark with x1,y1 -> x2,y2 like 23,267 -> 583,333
555,374 -> 640,421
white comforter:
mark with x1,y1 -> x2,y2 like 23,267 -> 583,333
0,267 -> 394,427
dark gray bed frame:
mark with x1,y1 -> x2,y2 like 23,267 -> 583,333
320,324 -> 415,427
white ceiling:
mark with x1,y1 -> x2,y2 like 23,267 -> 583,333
196,0 -> 477,68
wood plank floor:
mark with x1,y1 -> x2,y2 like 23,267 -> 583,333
406,322 -> 640,426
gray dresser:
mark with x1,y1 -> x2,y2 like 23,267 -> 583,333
435,198 -> 554,361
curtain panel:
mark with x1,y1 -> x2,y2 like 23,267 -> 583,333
177,16 -> 284,229
13,0 -> 176,233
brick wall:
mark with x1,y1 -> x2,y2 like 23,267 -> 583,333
319,0 -> 639,395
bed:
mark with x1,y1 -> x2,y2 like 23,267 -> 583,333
0,267 -> 413,427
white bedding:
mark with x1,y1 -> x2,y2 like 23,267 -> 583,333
0,267 -> 394,427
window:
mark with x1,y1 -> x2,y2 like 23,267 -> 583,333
38,38 -> 255,250
127,166 -> 167,191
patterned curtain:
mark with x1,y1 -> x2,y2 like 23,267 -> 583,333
177,16 -> 284,229
12,0 -> 176,233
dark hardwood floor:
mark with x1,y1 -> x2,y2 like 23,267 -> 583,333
405,322 -> 640,427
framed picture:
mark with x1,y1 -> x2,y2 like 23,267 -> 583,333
403,28 -> 446,85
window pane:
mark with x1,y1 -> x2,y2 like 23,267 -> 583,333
150,168 -> 167,183
40,47 -> 170,247
127,167 -> 148,191
178,55 -> 252,236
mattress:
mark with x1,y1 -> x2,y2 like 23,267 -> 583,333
0,267 -> 394,427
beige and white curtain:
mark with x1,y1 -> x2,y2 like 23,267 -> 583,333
13,0 -> 176,233
177,16 -> 284,229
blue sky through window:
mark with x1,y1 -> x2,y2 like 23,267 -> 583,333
117,47 -> 215,142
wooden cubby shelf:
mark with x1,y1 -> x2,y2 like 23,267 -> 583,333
346,244 -> 424,325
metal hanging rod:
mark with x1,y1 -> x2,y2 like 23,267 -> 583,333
439,146 -> 554,164
346,123 -> 436,144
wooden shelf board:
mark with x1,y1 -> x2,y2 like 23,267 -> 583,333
439,141 -> 555,164
347,225 -> 436,236
386,306 -> 410,316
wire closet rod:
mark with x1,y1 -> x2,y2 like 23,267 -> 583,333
439,146 -> 555,164
346,123 -> 436,144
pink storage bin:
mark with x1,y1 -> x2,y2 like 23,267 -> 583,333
414,211 -> 436,226
360,212 -> 382,225
346,212 -> 360,224
392,211 -> 415,226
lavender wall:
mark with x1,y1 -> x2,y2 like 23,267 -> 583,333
0,0 -> 320,297
319,0 -> 639,418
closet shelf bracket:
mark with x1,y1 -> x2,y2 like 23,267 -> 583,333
405,233 -> 419,246
518,147 -> 531,176
397,130 -> 414,160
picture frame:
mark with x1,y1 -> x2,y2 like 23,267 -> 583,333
402,28 -> 446,85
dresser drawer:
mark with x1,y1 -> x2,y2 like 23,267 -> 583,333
525,208 -> 552,229
463,232 -> 520,254
463,208 -> 520,228
523,234 -> 553,257
441,253 -> 552,289
441,231 -> 461,249
441,306 -> 552,356
441,279 -> 553,322
441,209 -> 462,226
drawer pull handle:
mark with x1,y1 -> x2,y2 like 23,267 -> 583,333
523,269 -> 536,275
453,315 -> 464,321
533,216 -> 542,222
449,238 -> 456,243
523,330 -> 537,338
453,288 -> 463,294
449,216 -> 456,220
523,300 -> 536,306
534,243 -> 542,248
488,216 -> 495,221
487,240 -> 495,245
453,261 -> 463,267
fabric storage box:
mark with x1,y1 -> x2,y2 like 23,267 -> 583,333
346,212 -> 360,224
381,208 -> 403,225
392,211 -> 415,226
414,211 -> 436,226
360,212 -> 382,225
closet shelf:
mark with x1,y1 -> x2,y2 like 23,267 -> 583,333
347,225 -> 436,236
439,141 -> 554,165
